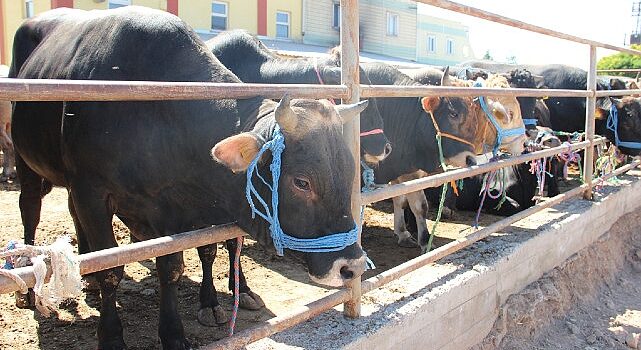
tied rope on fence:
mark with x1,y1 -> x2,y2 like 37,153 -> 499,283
594,144 -> 626,190
229,236 -> 244,336
557,141 -> 583,182
0,236 -> 83,317
473,154 -> 509,228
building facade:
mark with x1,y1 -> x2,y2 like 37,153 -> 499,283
303,0 -> 474,65
0,0 -> 303,65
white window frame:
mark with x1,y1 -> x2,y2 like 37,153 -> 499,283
108,0 -> 131,9
276,11 -> 290,39
211,1 -> 228,31
386,12 -> 399,36
446,38 -> 455,55
332,3 -> 341,29
24,0 -> 34,18
427,35 -> 437,54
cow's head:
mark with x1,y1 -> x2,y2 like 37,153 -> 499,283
212,96 -> 368,287
470,74 -> 527,155
596,97 -> 641,156
323,66 -> 392,166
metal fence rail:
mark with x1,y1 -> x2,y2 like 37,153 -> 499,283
1,1 -> 640,349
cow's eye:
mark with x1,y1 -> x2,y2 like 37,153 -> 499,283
293,177 -> 311,192
450,112 -> 459,119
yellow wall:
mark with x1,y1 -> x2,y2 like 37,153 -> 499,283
179,0 -> 256,34
266,0 -> 301,41
2,0 -> 51,64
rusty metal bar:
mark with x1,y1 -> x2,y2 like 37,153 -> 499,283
362,158 -> 640,293
0,79 -> 349,101
361,138 -> 607,206
202,159 -> 640,350
360,86 -> 591,98
583,46 -> 598,200
203,289 -> 351,350
0,224 -> 244,294
595,89 -> 641,97
340,0 -> 362,319
416,0 -> 641,56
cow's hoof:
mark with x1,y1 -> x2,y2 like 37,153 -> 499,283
397,232 -> 418,248
440,207 -> 455,219
239,291 -> 265,310
197,305 -> 228,327
15,289 -> 34,309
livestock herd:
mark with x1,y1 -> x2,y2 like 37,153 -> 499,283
2,6 -> 641,350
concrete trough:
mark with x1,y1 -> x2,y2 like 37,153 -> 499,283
246,170 -> 641,350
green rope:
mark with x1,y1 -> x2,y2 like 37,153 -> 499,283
425,133 -> 448,253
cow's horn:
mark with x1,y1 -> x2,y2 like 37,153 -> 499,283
275,94 -> 298,133
441,66 -> 453,86
336,100 -> 369,125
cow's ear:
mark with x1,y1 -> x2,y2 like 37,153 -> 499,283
595,97 -> 613,120
212,132 -> 263,173
421,96 -> 440,112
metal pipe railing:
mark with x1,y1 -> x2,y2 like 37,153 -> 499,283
360,86 -> 591,98
340,0 -> 363,319
583,46 -> 598,199
361,138 -> 606,205
0,224 -> 244,294
0,79 -> 349,101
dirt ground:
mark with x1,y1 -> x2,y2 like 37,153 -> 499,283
474,207 -> 641,350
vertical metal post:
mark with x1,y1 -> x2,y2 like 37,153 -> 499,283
340,0 -> 362,318
583,45 -> 597,200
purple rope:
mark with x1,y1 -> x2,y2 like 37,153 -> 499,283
228,236 -> 244,336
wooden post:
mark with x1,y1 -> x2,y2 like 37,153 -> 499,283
583,45 -> 597,200
340,0 -> 362,319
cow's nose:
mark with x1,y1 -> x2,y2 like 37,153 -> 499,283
466,155 -> 477,166
340,265 -> 355,280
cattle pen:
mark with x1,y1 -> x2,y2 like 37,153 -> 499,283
1,0 -> 641,349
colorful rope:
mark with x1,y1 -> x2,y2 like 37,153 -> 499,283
228,236 -> 244,336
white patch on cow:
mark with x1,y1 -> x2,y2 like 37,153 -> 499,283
309,256 -> 366,287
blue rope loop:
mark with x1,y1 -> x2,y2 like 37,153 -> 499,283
473,81 -> 526,156
245,124 -> 359,256
523,119 -> 538,126
606,103 -> 641,149
2,240 -> 17,270
360,160 -> 378,192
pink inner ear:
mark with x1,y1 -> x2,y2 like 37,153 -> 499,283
212,133 -> 259,172
421,97 -> 439,112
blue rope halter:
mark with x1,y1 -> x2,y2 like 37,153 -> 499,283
606,103 -> 641,150
245,124 -> 359,256
474,81 -> 526,155
523,119 -> 538,126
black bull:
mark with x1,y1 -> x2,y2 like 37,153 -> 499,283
11,7 -> 369,349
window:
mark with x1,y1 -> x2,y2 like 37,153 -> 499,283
332,3 -> 341,29
276,11 -> 290,39
427,35 -> 437,53
24,0 -> 34,18
446,38 -> 454,55
211,1 -> 228,31
108,0 -> 130,9
386,12 -> 399,36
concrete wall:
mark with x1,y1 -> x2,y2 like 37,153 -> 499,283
248,172 -> 641,350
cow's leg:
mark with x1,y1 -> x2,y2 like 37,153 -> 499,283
393,195 -> 418,248
156,252 -> 190,350
547,158 -> 561,197
68,195 -> 100,291
196,244 -> 228,326
405,191 -> 431,253
14,153 -> 48,308
68,185 -> 125,350
226,239 -> 264,310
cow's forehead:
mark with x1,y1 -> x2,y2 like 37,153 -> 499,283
282,99 -> 341,138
